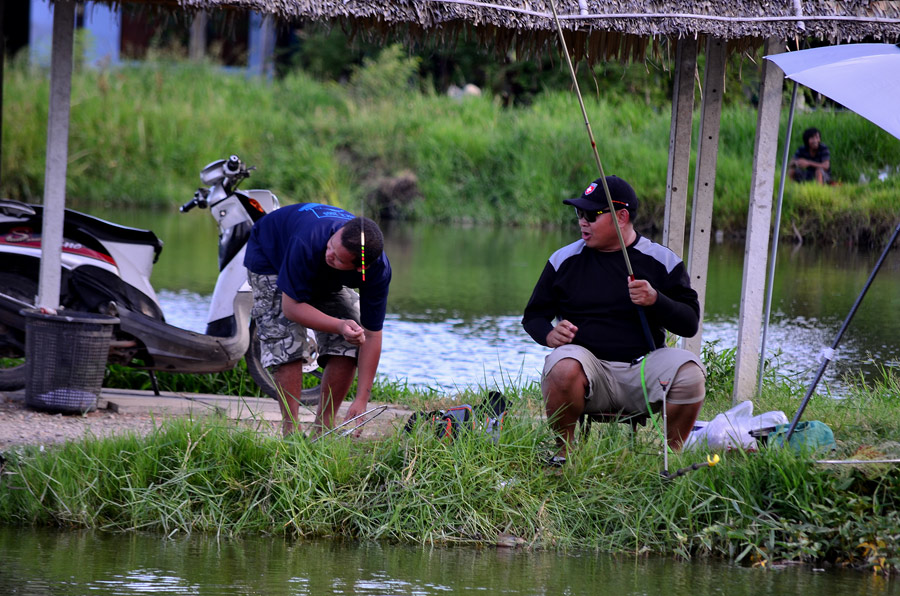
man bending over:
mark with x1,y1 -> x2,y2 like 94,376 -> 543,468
245,203 -> 390,437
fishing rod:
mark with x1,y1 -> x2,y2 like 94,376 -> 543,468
547,0 -> 665,466
547,0 -> 656,352
785,220 -> 900,442
660,453 -> 720,480
311,404 -> 389,442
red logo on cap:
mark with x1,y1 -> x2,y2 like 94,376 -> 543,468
584,182 -> 598,195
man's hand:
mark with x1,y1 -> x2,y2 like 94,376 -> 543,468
342,398 -> 369,437
547,320 -> 578,348
628,278 -> 658,306
340,319 -> 365,346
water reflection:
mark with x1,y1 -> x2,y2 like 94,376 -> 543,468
2,527 -> 897,595
91,208 -> 899,394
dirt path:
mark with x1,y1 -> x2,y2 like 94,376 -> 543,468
0,392 -> 185,449
0,390 -> 412,450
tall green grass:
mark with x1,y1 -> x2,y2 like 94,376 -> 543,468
3,48 -> 899,244
2,349 -> 899,572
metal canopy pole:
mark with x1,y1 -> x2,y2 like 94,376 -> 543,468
757,81 -> 799,395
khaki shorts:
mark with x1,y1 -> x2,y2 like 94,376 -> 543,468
541,344 -> 705,415
248,272 -> 361,370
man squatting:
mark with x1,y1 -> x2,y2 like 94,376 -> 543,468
522,176 -> 706,463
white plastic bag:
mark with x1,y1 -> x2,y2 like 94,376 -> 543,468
683,401 -> 788,451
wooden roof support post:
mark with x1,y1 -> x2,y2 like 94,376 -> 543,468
682,36 -> 726,356
37,0 -> 76,311
732,37 -> 785,403
663,36 -> 698,259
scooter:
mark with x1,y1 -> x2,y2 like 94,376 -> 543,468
0,154 -> 321,403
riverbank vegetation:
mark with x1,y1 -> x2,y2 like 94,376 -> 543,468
2,348 -> 899,573
2,45 -> 898,246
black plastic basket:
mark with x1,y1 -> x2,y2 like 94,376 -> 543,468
21,309 -> 119,413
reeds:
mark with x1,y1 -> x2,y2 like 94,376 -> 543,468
3,48 -> 898,246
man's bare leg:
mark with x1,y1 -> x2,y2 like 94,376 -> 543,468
663,362 -> 706,450
541,358 -> 588,458
312,355 -> 357,436
273,361 -> 305,437
665,401 -> 704,450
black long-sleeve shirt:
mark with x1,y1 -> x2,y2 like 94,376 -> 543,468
522,234 -> 699,363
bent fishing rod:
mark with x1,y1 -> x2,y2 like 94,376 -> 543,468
548,0 -> 680,470
785,219 -> 900,442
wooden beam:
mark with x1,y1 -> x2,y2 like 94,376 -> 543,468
663,36 -> 697,259
732,37 -> 785,403
38,0 -> 76,311
683,36 -> 726,356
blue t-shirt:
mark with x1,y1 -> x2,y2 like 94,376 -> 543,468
244,203 -> 391,331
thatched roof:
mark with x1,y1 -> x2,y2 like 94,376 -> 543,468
81,1 -> 900,62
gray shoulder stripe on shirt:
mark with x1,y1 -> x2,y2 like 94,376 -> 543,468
633,236 -> 682,273
549,240 -> 586,271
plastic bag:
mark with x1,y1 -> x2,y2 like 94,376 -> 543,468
683,401 -> 788,451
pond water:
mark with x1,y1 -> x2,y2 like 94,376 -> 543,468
2,526 -> 899,595
92,209 -> 900,396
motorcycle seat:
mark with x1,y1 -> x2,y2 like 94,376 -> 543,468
65,209 -> 164,262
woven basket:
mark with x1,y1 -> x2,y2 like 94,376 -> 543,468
21,309 -> 118,414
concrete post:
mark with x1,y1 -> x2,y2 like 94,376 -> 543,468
38,0 -> 75,311
189,10 -> 208,62
732,38 -> 786,403
663,37 -> 698,259
683,37 -> 726,356
248,12 -> 276,79
0,0 -> 5,184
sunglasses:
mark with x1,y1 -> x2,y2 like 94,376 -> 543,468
574,207 -> 610,223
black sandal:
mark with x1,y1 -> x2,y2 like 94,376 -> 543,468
546,454 -> 567,468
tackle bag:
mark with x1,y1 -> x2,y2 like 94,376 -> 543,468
761,421 -> 837,454
403,391 -> 507,442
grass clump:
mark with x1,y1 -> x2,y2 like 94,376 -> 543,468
2,351 -> 900,573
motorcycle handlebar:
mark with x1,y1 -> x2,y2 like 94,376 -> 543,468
180,188 -> 210,212
180,157 -> 255,212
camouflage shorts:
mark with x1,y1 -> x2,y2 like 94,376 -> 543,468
248,272 -> 361,370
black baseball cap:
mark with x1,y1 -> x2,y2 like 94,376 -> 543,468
563,175 -> 639,218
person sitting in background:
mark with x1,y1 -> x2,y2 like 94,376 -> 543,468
789,127 -> 831,184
